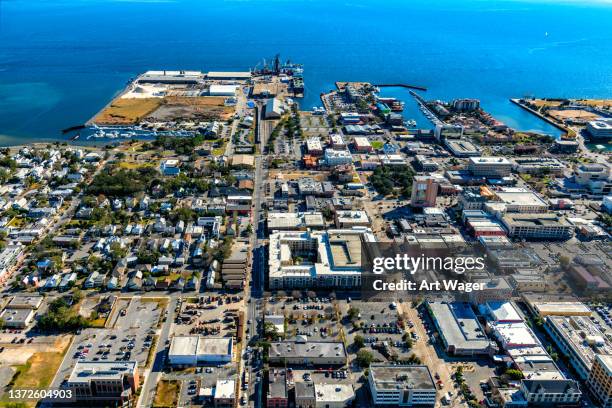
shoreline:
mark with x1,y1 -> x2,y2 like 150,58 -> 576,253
509,98 -> 570,135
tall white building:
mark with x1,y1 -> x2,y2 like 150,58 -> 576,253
468,157 -> 512,177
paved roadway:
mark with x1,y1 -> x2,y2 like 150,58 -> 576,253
138,296 -> 178,408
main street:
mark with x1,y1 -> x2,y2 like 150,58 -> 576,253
241,102 -> 271,408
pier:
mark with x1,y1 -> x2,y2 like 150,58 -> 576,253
374,83 -> 427,91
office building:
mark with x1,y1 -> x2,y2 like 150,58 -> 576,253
414,155 -> 438,172
468,157 -> 512,178
519,379 -> 581,406
574,163 -> 611,196
544,315 -> 612,380
329,134 -> 346,148
306,138 -> 323,156
501,213 -> 573,240
410,176 -> 439,208
458,187 -> 489,210
353,136 -> 372,152
268,228 -> 376,289
214,379 -> 235,408
65,361 -> 139,405
468,278 -> 513,304
334,210 -> 370,228
368,365 -> 437,407
323,149 -> 353,166
587,118 -> 612,139
296,382 -> 316,408
587,354 -> 612,408
452,98 -> 480,112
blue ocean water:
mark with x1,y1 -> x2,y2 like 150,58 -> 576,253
1,0 -> 612,145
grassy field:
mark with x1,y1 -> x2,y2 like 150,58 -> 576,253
153,380 -> 180,408
94,97 -> 162,125
4,338 -> 71,404
371,140 -> 384,149
118,161 -> 154,170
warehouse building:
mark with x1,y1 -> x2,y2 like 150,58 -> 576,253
265,98 -> 283,119
427,301 -> 496,356
0,308 -> 35,328
168,336 -> 233,366
267,212 -> 326,231
208,84 -> 238,96
368,364 -> 437,407
494,187 -> 549,213
269,340 -> 347,366
314,383 -> 354,408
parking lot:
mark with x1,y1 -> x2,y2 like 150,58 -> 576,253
338,300 -> 410,362
51,297 -> 162,387
173,295 -> 243,339
163,365 -> 238,407
266,296 -> 341,341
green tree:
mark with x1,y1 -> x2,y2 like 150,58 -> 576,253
356,349 -> 374,367
347,306 -> 360,321
504,369 -> 524,380
354,335 -> 365,349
